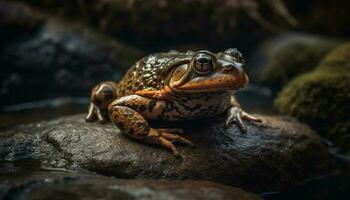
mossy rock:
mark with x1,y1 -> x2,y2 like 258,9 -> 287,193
259,37 -> 338,92
275,43 -> 350,154
317,42 -> 350,71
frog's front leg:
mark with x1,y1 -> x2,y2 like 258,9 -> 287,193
225,96 -> 261,133
134,86 -> 174,100
85,81 -> 118,123
108,95 -> 193,156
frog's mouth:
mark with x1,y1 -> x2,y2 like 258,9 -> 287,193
171,72 -> 249,93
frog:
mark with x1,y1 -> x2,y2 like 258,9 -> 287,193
85,48 -> 261,156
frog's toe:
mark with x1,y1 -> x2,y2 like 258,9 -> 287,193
85,114 -> 94,122
225,107 -> 248,133
235,120 -> 247,133
242,112 -> 262,122
85,115 -> 95,122
161,131 -> 194,147
85,103 -> 96,122
158,137 -> 181,157
95,108 -> 107,124
85,103 -> 109,123
225,121 -> 247,133
148,128 -> 193,156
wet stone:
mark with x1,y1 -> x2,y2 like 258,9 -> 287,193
0,171 -> 262,200
0,114 -> 336,192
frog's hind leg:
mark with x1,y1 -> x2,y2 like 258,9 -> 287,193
108,95 -> 193,156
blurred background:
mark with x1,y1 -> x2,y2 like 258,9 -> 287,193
0,1 -> 349,199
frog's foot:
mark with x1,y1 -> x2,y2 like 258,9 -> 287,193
225,106 -> 261,133
85,102 -> 109,123
157,128 -> 194,147
85,81 -> 118,124
149,128 -> 194,156
135,86 -> 173,100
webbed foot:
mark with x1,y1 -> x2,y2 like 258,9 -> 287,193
85,102 -> 109,123
225,106 -> 261,133
149,128 -> 194,157
85,81 -> 118,124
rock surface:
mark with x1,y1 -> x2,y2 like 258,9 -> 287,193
275,43 -> 350,155
0,171 -> 261,200
0,114 -> 335,192
0,1 -> 144,106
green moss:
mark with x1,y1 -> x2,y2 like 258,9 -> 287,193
317,42 -> 350,71
260,40 -> 337,92
275,43 -> 350,154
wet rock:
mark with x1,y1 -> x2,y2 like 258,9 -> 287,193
247,33 -> 338,91
5,0 -> 296,48
275,43 -> 350,156
0,1 -> 144,106
260,174 -> 350,200
0,114 -> 336,192
0,172 -> 262,200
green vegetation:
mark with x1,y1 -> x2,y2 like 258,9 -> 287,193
275,43 -> 350,154
260,40 -> 338,92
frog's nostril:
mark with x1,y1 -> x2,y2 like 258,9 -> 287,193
223,64 -> 235,71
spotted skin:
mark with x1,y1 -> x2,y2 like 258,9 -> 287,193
86,49 -> 261,156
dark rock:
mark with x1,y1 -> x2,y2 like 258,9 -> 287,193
5,0 -> 296,48
0,1 -> 144,106
246,33 -> 338,91
285,0 -> 350,38
0,114 -> 336,192
260,174 -> 350,200
0,172 -> 262,200
275,42 -> 350,156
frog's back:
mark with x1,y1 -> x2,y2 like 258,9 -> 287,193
116,51 -> 191,97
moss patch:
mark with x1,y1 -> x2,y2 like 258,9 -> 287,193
260,39 -> 338,92
275,43 -> 350,154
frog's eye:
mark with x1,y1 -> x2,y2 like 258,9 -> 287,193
224,48 -> 245,63
192,52 -> 215,75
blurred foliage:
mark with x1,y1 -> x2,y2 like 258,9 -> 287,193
285,0 -> 350,37
275,43 -> 350,155
259,36 -> 339,92
5,0 -> 296,49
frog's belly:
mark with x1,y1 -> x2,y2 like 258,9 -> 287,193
160,94 -> 231,121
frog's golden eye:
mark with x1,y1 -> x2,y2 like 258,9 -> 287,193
192,52 -> 215,75
224,48 -> 245,63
